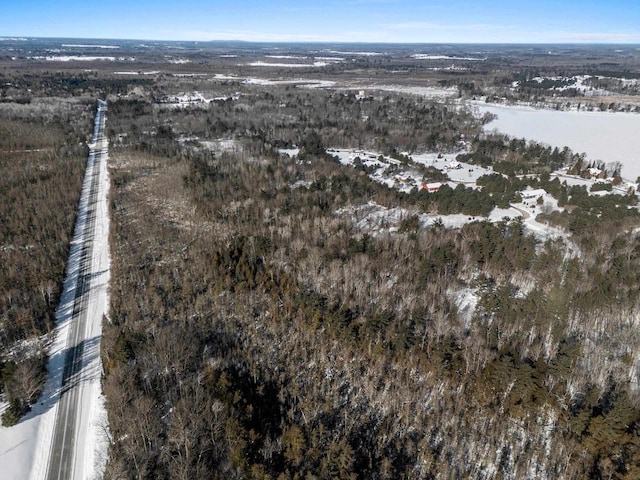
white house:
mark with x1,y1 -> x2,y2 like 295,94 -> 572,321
587,167 -> 604,178
520,188 -> 547,200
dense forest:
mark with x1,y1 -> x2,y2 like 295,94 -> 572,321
2,42 -> 640,479
0,97 -> 92,424
101,82 -> 640,479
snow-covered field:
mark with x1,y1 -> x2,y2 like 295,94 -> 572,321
61,44 -> 120,49
243,77 -> 336,88
369,85 -> 458,98
114,70 -> 160,76
410,152 -> 493,183
412,54 -> 485,61
265,55 -> 308,60
475,102 -> 640,181
325,50 -> 382,56
200,138 -> 241,152
29,56 -> 134,62
246,60 -> 336,68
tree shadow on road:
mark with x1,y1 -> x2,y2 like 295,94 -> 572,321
24,335 -> 102,422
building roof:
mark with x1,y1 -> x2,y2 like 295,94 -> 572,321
424,182 -> 443,190
520,188 -> 547,198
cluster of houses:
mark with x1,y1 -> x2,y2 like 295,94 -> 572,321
155,91 -> 240,108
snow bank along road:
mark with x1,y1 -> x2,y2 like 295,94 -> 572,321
19,100 -> 111,480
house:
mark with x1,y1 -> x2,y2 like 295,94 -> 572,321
520,188 -> 547,201
423,182 -> 443,193
587,167 -> 605,179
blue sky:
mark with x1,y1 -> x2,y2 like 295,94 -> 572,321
2,0 -> 640,43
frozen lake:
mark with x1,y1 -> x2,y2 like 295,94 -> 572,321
474,103 -> 640,181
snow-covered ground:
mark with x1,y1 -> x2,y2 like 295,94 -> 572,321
29,56 -> 134,62
326,148 -> 491,193
245,60 -> 336,68
200,138 -> 241,152
334,193 -> 575,258
317,147 -> 579,248
550,170 -> 637,195
0,103 -> 110,480
324,50 -> 382,56
61,44 -> 120,49
511,75 -> 613,97
243,77 -> 336,88
411,152 -> 493,184
265,55 -> 308,60
412,54 -> 486,61
509,190 -> 581,252
156,91 -> 240,108
166,58 -> 191,64
448,287 -> 480,330
113,70 -> 160,75
368,85 -> 458,98
474,102 -> 640,181
215,73 -> 453,98
335,201 -> 520,236
278,147 -> 300,157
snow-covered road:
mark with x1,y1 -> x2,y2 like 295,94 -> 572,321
0,100 -> 110,480
45,101 -> 110,479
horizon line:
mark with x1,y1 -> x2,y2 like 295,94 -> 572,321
2,36 -> 640,46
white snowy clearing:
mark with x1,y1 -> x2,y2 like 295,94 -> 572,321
113,71 -> 160,76
475,102 -> 640,181
0,102 -> 110,480
265,55 -> 308,60
314,56 -> 346,62
242,77 -> 336,88
368,85 -> 458,98
324,50 -> 383,56
411,54 -> 486,61
156,91 -> 240,108
61,45 -> 120,50
29,56 -> 134,62
245,60 -> 339,68
200,138 -> 242,153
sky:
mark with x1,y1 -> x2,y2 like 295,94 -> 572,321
2,0 -> 640,44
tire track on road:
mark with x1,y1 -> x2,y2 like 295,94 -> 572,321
46,103 -> 107,480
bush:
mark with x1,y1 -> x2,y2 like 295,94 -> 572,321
1,398 -> 29,427
590,182 -> 612,192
